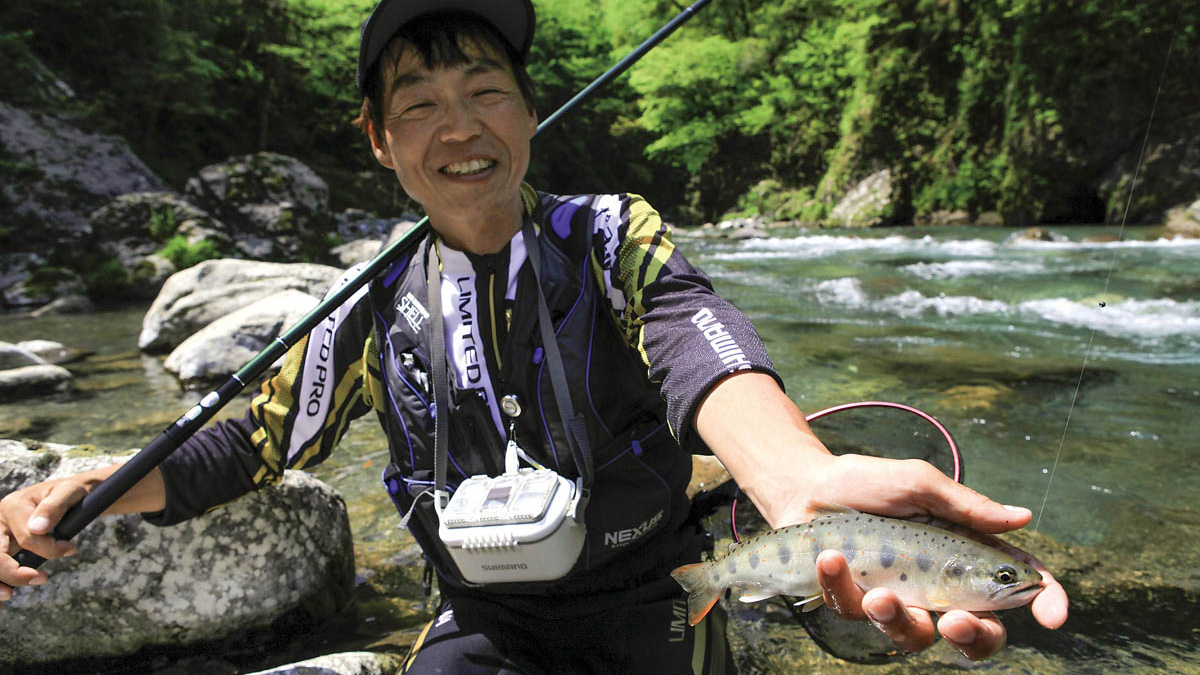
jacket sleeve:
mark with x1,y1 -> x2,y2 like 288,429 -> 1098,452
590,193 -> 783,450
144,266 -> 384,526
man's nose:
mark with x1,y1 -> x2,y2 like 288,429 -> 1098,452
438,97 -> 483,142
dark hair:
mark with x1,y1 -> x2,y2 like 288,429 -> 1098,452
354,10 -> 536,146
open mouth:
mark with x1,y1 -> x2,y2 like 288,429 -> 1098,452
441,159 -> 496,176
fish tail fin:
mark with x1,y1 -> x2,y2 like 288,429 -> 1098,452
671,562 -> 722,626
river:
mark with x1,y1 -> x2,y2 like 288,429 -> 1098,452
1,224 -> 1198,673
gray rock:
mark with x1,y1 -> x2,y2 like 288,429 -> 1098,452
163,290 -> 321,384
0,364 -> 73,401
88,191 -> 219,245
184,153 -> 333,261
332,238 -> 385,267
30,294 -> 94,317
0,101 -> 165,251
139,259 -> 343,353
828,169 -> 894,228
15,340 -> 87,365
247,652 -> 404,675
0,341 -> 46,370
0,440 -> 355,668
0,252 -> 86,309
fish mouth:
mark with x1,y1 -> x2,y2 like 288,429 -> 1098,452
990,583 -> 1044,609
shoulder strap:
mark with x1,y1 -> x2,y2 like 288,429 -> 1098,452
522,221 -> 595,493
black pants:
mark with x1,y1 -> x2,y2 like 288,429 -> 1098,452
399,577 -> 735,674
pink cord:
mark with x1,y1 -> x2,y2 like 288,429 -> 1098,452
729,401 -> 963,543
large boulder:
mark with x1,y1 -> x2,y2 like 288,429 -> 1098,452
163,289 -> 321,385
184,153 -> 333,261
139,259 -> 343,353
827,169 -> 895,228
0,101 -> 165,253
0,440 -> 356,669
86,192 -> 232,299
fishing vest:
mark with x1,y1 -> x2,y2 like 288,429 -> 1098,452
367,201 -> 699,594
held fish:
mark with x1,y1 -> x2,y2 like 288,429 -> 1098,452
671,510 -> 1043,626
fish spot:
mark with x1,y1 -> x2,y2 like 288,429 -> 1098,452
900,573 -> 908,582
726,559 -> 737,575
749,551 -> 760,569
778,545 -> 791,566
916,551 -> 933,572
880,545 -> 895,569
860,570 -> 868,577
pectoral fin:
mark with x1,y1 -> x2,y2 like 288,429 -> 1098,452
794,594 -> 826,612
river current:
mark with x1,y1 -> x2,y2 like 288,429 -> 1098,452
1,225 -> 1197,673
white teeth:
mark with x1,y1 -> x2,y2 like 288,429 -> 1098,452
442,159 -> 494,175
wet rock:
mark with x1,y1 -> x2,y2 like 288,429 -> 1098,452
0,341 -> 45,370
30,294 -> 94,317
0,440 -> 356,669
0,342 -> 74,401
0,364 -> 72,403
15,340 -> 88,365
139,259 -> 343,353
246,651 -> 404,675
827,169 -> 894,228
184,153 -> 333,261
163,289 -> 321,385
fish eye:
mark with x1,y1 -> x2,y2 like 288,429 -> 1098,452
993,564 -> 1019,585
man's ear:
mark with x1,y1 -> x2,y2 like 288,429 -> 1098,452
368,120 -> 394,169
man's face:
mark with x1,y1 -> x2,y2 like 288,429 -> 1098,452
370,40 -> 537,230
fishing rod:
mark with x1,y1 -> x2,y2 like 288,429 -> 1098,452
14,0 -> 715,569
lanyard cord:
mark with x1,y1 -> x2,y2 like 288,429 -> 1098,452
425,239 -> 452,509
424,227 -> 594,510
522,221 -> 595,494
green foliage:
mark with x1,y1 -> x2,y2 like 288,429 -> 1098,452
147,207 -> 178,241
2,0 -> 1196,228
157,236 -> 222,270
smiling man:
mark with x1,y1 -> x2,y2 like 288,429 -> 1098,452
0,1 -> 1067,673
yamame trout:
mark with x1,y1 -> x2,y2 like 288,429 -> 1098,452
671,510 -> 1043,625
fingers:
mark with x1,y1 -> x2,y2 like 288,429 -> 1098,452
817,551 -> 939,652
861,589 -> 939,653
0,481 -> 84,590
817,550 -> 1016,659
816,550 -> 866,619
1031,574 -> 1069,629
937,610 -> 1008,660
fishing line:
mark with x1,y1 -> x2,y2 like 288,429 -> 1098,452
1033,17 -> 1179,533
729,401 -> 963,542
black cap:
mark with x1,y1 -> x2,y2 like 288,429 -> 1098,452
356,0 -> 536,97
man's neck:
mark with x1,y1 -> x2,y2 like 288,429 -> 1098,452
428,201 -> 525,255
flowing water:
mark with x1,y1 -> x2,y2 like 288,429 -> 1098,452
1,225 -> 1198,673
